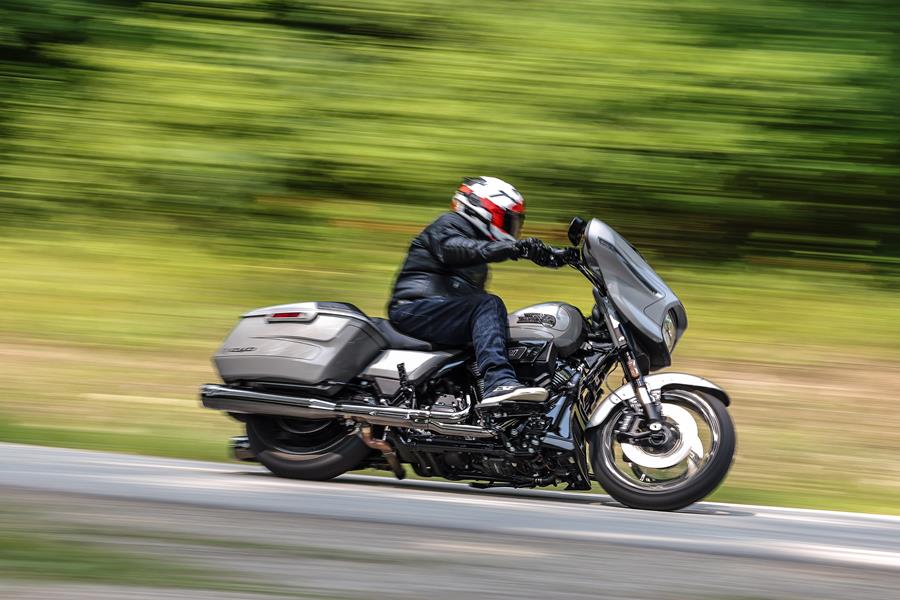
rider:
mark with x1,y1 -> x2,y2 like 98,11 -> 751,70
388,176 -> 557,409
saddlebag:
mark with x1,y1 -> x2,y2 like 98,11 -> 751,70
213,302 -> 384,392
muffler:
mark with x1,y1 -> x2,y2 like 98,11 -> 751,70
200,384 -> 495,438
230,435 -> 257,462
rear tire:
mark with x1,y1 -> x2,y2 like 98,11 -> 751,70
246,415 -> 370,481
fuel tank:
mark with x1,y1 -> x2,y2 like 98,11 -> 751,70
507,303 -> 586,357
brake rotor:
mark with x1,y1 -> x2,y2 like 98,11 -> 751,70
620,403 -> 702,469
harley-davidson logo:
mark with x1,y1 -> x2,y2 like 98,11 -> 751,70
227,346 -> 257,353
517,313 -> 556,327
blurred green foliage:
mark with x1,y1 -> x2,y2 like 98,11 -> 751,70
1,0 -> 898,266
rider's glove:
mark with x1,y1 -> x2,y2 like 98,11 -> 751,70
547,246 -> 578,268
516,238 -> 555,267
482,241 -> 519,262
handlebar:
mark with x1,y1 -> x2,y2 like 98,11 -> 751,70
548,246 -> 580,267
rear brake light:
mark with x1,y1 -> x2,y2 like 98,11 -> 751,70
267,311 -> 316,323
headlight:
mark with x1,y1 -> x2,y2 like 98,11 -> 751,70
662,310 -> 677,353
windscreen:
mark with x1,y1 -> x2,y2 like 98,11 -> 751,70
582,219 -> 685,345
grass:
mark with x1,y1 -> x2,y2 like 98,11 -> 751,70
0,499 -> 369,597
0,501 -> 218,589
1,532 -> 205,587
1,202 -> 899,514
3,201 -> 897,360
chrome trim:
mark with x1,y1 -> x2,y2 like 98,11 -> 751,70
585,372 -> 730,430
230,435 -> 256,462
201,384 -> 495,438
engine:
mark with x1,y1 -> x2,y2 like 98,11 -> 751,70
507,340 -> 557,387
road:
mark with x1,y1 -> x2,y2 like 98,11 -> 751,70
1,442 -> 898,599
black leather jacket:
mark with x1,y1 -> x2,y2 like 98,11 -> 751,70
389,212 -> 518,306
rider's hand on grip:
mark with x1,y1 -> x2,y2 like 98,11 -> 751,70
547,246 -> 578,268
516,237 -> 555,267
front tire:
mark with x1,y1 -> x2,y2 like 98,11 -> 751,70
246,415 -> 370,481
588,390 -> 735,511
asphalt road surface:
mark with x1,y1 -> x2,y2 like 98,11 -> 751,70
1,442 -> 899,600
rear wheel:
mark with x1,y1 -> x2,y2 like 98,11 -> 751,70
246,415 -> 370,481
588,390 -> 735,511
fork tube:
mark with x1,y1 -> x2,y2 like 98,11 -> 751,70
596,295 -> 663,427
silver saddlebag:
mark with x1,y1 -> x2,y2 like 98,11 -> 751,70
213,302 -> 384,389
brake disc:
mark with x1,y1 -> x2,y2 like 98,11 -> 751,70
620,403 -> 702,469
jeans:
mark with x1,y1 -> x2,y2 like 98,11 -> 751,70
389,294 -> 518,392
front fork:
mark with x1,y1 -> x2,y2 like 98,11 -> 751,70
597,296 -> 664,429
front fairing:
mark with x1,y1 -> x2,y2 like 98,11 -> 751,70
582,219 -> 687,370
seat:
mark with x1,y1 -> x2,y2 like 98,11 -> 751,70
370,318 -> 433,351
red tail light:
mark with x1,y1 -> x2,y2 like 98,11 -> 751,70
266,311 -> 316,323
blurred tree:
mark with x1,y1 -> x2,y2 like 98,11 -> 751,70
0,0 -> 896,270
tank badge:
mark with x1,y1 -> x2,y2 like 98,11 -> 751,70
227,346 -> 257,352
517,313 -> 556,327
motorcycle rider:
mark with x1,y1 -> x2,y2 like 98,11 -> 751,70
388,176 -> 558,409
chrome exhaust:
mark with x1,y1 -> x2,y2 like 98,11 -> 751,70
230,435 -> 257,462
201,384 -> 495,438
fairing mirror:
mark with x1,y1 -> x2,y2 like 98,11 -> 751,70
568,217 -> 587,246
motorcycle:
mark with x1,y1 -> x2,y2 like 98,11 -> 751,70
201,216 -> 735,510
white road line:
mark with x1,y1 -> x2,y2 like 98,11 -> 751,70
521,527 -> 900,570
758,512 -> 890,529
774,543 -> 900,570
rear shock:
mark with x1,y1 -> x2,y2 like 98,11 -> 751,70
469,362 -> 486,398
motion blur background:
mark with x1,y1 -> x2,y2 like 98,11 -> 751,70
1,0 -> 899,517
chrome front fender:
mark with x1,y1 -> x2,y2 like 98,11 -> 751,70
585,372 -> 730,431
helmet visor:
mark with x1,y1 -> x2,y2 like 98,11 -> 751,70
505,212 -> 525,239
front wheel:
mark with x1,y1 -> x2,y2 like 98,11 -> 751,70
246,415 -> 371,481
588,390 -> 735,511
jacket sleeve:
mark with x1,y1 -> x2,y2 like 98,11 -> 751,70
423,220 -> 518,267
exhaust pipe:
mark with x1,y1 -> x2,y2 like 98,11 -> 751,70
201,384 -> 495,439
360,425 -> 406,480
230,435 -> 257,462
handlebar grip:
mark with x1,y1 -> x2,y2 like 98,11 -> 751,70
548,246 -> 578,266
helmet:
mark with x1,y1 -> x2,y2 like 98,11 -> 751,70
451,176 -> 526,241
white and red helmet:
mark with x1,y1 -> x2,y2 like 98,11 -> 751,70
451,176 -> 526,241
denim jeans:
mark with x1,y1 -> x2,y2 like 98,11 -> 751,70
389,294 -> 517,392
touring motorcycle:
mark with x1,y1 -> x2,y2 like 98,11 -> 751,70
201,217 -> 735,510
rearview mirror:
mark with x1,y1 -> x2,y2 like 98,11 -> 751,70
568,217 -> 587,246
